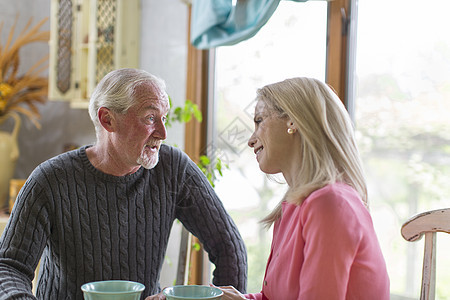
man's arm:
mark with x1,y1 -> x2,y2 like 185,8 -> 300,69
173,153 -> 248,293
0,179 -> 49,299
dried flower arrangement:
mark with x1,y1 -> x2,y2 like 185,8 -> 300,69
0,17 -> 50,129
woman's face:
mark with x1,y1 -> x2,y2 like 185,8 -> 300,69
248,100 -> 297,175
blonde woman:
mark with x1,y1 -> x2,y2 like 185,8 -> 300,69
218,78 -> 389,299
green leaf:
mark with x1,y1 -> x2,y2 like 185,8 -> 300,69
182,110 -> 192,123
192,243 -> 201,251
165,98 -> 228,188
193,109 -> 203,122
199,155 -> 210,166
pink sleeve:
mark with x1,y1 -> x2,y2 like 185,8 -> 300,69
244,293 -> 263,300
298,194 -> 363,299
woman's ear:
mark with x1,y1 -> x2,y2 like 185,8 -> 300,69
286,120 -> 297,132
98,107 -> 115,132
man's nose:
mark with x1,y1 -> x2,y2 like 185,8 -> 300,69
154,119 -> 167,140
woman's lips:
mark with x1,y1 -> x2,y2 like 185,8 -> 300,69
255,146 -> 263,161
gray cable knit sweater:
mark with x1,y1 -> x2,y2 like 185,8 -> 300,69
0,144 -> 247,299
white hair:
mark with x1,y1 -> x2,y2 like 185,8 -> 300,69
88,68 -> 167,138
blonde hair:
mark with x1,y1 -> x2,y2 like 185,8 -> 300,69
258,77 -> 367,227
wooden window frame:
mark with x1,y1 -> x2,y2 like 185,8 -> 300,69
183,0 -> 354,285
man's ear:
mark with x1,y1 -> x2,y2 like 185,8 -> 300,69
98,107 -> 115,132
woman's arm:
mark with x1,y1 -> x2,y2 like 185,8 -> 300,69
215,285 -> 259,300
298,189 -> 363,299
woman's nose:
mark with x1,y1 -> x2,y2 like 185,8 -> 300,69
248,132 -> 256,148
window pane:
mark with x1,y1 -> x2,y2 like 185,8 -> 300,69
213,1 -> 327,293
355,0 -> 450,298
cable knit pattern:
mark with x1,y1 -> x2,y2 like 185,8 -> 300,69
0,144 -> 247,299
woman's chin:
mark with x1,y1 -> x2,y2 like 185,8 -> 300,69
258,164 -> 278,175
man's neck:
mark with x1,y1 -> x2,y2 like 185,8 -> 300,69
85,144 -> 140,176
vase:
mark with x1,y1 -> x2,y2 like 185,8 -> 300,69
0,112 -> 21,212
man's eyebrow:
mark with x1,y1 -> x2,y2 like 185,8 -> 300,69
143,104 -> 159,110
142,104 -> 170,114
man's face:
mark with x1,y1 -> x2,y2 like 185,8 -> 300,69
112,82 -> 170,170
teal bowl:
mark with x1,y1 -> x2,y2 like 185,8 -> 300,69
163,285 -> 223,300
81,280 -> 145,300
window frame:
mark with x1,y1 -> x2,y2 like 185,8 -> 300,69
183,0 -> 356,284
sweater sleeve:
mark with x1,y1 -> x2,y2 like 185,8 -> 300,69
172,149 -> 248,293
298,190 -> 363,299
0,176 -> 50,300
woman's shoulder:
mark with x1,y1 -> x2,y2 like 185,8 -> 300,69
292,183 -> 373,239
305,183 -> 360,205
299,182 -> 367,219
310,182 -> 357,198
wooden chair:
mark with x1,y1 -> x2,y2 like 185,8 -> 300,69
401,208 -> 450,300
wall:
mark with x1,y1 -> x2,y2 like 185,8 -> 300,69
0,0 -> 188,290
0,0 -> 93,179
140,0 -> 188,148
139,0 -> 188,288
0,0 -> 188,179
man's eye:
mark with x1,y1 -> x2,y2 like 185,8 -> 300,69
148,116 -> 155,122
162,116 -> 167,123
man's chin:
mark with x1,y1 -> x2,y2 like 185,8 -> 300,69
137,154 -> 159,170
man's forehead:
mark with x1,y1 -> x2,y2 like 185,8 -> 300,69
134,81 -> 169,102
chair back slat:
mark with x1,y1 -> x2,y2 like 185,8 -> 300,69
401,208 -> 450,300
420,232 -> 436,300
401,208 -> 450,242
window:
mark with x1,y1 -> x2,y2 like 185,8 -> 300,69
355,0 -> 450,298
212,1 -> 327,292
204,0 -> 450,297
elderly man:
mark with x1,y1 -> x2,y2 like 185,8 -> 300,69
0,68 -> 247,299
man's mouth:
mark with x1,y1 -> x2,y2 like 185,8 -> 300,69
145,143 -> 160,152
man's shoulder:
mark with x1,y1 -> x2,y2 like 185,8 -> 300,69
159,144 -> 188,161
157,144 -> 199,173
31,147 -> 85,179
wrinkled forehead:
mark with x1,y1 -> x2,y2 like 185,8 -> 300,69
134,81 -> 169,104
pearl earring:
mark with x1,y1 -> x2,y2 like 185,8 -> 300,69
287,128 -> 294,134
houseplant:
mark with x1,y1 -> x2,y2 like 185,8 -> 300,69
166,97 -> 226,187
0,17 -> 49,127
0,16 -> 50,212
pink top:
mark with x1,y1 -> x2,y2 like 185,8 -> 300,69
245,183 -> 390,300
